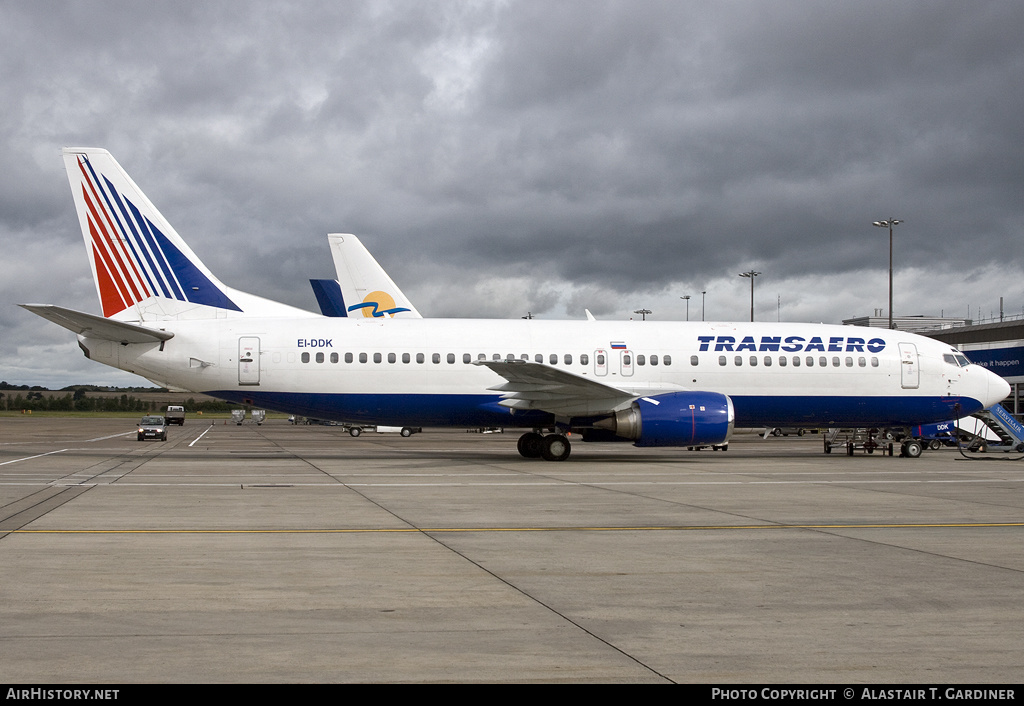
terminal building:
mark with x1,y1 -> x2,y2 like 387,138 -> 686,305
843,315 -> 1023,420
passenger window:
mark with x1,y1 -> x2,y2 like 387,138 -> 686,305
845,357 -> 853,367
792,356 -> 800,367
623,354 -> 631,366
550,354 -> 558,365
330,352 -> 339,364
734,356 -> 742,366
779,356 -> 787,367
564,354 -> 573,365
858,357 -> 866,367
764,356 -> 772,367
387,353 -> 396,364
637,354 -> 645,366
871,357 -> 879,367
463,353 -> 471,363
301,352 -> 310,363
535,354 -> 543,363
832,357 -> 840,367
432,353 -> 440,364
749,356 -> 757,366
345,352 -> 353,364
819,356 -> 827,367
650,355 -> 658,366
373,353 -> 382,364
581,354 -> 589,365
493,353 -> 501,361
403,353 -> 411,364
597,354 -> 605,365
690,355 -> 699,366
316,352 -> 324,363
359,352 -> 367,364
805,356 -> 814,367
663,355 -> 671,366
719,356 -> 727,366
448,353 -> 456,364
416,353 -> 425,364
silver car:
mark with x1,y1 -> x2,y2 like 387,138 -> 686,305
138,415 -> 167,442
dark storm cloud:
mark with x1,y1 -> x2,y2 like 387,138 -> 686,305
2,1 -> 1023,385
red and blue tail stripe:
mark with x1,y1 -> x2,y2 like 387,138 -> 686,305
74,153 -> 240,317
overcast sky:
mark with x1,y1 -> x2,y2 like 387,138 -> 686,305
3,1 -> 1023,388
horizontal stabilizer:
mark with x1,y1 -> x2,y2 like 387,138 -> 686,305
19,304 -> 173,344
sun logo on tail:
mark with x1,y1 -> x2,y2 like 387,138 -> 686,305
347,291 -> 411,318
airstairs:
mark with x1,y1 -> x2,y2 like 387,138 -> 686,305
962,404 -> 1024,453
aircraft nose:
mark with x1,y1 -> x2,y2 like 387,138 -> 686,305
989,372 -> 1011,407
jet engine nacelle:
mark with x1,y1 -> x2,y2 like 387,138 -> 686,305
594,391 -> 735,447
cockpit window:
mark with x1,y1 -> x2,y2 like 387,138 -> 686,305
944,353 -> 972,367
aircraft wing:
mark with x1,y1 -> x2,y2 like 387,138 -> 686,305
473,359 -> 636,417
20,304 -> 174,344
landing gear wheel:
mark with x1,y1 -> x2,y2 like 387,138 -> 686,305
929,439 -> 941,450
540,434 -> 571,462
517,432 -> 544,459
349,427 -> 361,437
400,427 -> 412,437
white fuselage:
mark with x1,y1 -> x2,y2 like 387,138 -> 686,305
79,317 -> 1008,429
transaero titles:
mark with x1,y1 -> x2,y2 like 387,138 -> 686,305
698,335 -> 886,353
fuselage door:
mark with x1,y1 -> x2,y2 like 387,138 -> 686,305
239,336 -> 261,386
898,342 -> 919,389
594,349 -> 608,377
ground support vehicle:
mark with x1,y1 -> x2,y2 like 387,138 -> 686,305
346,425 -> 421,437
165,405 -> 185,425
824,428 -> 896,456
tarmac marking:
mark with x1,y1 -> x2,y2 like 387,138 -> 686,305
9,522 -> 1024,534
0,475 -> 1022,488
0,450 -> 68,466
188,426 -> 213,447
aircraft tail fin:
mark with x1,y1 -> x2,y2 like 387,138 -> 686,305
328,233 -> 422,318
62,148 -> 312,322
309,279 -> 349,317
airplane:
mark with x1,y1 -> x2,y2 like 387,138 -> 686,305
310,233 -> 422,319
20,147 -> 1011,461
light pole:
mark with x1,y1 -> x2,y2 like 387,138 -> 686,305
633,308 -> 652,321
701,291 -> 706,321
738,270 -> 761,322
680,295 -> 690,321
872,219 -> 903,330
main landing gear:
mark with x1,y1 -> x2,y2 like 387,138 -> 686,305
517,432 -> 571,462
